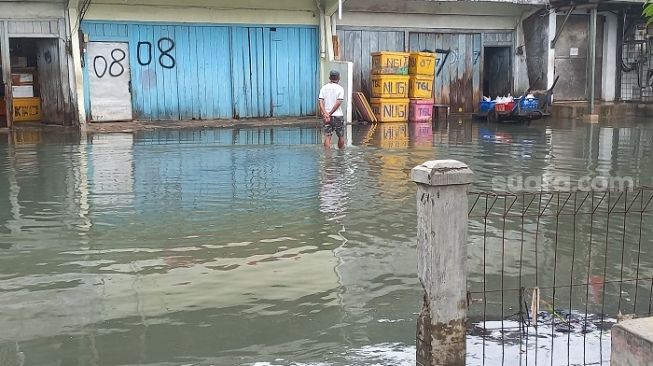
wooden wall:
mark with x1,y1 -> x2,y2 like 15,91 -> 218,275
37,39 -> 66,123
337,29 -> 405,100
337,27 -> 514,114
409,32 -> 481,114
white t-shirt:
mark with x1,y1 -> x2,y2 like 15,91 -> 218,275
319,82 -> 345,117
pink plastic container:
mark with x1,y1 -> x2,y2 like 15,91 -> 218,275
409,99 -> 434,122
410,122 -> 433,146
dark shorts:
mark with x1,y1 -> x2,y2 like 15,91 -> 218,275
324,116 -> 345,138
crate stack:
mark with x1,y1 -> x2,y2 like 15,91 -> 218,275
11,66 -> 41,122
369,52 -> 410,123
407,52 -> 436,123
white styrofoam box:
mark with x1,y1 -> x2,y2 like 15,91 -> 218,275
12,85 -> 34,98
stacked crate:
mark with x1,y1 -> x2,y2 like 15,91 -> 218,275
408,52 -> 436,123
11,69 -> 41,122
369,52 -> 410,123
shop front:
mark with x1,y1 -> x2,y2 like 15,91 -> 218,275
0,2 -> 75,128
76,0 -> 322,123
80,22 -> 319,121
334,1 -> 539,114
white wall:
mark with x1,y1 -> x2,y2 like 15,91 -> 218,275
339,12 -> 519,30
85,0 -> 319,25
0,2 -> 65,19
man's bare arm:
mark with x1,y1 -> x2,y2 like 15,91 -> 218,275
329,99 -> 343,116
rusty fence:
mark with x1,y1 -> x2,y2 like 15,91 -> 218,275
466,189 -> 653,366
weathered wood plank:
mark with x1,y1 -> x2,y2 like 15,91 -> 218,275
472,33 -> 481,112
361,30 -> 372,98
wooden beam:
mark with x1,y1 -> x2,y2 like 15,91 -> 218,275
1,21 -> 13,129
324,0 -> 344,16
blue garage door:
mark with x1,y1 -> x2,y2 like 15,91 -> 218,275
230,26 -> 319,118
82,22 -> 318,120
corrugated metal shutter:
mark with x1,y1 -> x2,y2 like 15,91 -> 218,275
82,22 -> 318,121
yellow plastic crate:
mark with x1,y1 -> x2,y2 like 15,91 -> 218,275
379,123 -> 409,149
370,98 -> 409,123
371,52 -> 409,75
371,75 -> 409,98
409,52 -> 437,76
409,75 -> 434,99
13,97 -> 41,122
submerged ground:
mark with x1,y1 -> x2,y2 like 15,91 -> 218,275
0,118 -> 651,365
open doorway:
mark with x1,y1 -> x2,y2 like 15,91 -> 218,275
7,37 -> 66,125
483,46 -> 513,98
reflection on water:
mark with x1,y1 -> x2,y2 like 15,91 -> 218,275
0,119 -> 652,365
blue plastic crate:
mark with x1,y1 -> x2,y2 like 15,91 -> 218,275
520,97 -> 539,112
480,100 -> 495,113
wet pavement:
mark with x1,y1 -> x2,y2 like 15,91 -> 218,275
0,118 -> 652,365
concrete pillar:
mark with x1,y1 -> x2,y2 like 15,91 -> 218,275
411,160 -> 474,366
611,317 -> 653,366
67,0 -> 88,129
547,12 -> 557,91
514,18 -> 529,92
601,12 -> 618,102
588,7 -> 597,113
324,15 -> 335,61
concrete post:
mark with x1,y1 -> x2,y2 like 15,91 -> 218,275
67,0 -> 88,128
411,160 -> 474,366
588,7 -> 597,114
546,12 -> 557,91
611,317 -> 653,366
601,12 -> 618,102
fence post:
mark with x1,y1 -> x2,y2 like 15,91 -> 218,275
411,160 -> 474,366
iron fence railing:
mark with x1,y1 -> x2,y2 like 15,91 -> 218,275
466,189 -> 653,366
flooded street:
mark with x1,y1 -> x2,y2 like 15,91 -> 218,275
1,119 -> 652,366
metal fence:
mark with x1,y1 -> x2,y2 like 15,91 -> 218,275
466,189 -> 653,366
620,23 -> 653,102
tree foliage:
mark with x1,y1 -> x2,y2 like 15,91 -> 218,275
645,1 -> 653,25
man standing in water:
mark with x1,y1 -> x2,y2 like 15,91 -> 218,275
319,70 -> 346,149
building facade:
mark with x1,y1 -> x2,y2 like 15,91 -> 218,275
335,0 -> 541,114
0,0 -> 650,127
334,0 -> 649,113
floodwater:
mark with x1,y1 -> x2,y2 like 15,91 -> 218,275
0,119 -> 652,366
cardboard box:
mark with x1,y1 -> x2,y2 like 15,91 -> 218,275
12,85 -> 34,98
11,73 -> 34,85
11,56 -> 28,68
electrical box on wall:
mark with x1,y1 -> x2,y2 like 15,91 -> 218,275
635,25 -> 648,41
